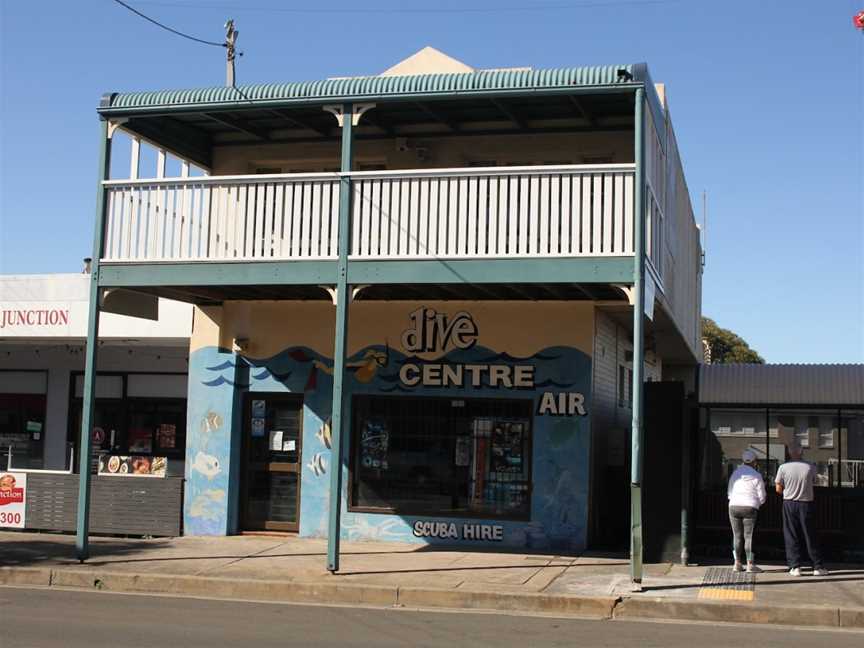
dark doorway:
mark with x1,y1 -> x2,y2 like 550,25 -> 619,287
643,380 -> 688,563
241,393 -> 303,532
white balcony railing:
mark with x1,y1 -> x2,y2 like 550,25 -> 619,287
103,173 -> 341,262
350,165 -> 634,259
101,164 -> 635,263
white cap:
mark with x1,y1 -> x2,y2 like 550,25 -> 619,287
742,450 -> 757,464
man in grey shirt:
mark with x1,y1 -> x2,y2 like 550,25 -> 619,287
775,444 -> 828,576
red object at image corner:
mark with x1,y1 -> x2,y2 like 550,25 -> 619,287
855,10 -> 864,30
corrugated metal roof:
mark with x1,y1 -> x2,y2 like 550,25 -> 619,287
101,64 -> 639,112
699,364 -> 864,406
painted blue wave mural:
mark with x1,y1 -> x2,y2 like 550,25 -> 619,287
185,341 -> 591,552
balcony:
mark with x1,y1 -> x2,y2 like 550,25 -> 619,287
101,164 -> 636,265
89,62 -> 702,362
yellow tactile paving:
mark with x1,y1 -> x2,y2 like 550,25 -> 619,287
698,587 -> 755,601
697,566 -> 756,602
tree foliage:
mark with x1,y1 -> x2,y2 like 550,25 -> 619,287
702,317 -> 764,364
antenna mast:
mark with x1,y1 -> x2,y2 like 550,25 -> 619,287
701,190 -> 707,268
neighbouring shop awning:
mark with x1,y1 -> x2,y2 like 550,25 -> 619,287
699,364 -> 864,406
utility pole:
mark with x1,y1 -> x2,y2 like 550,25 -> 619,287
225,19 -> 238,87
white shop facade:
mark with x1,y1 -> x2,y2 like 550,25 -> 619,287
0,273 -> 193,535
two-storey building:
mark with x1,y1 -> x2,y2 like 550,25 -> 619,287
76,48 -> 703,573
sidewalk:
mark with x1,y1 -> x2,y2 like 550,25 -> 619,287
2,531 -> 862,629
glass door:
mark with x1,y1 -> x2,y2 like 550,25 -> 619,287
241,394 -> 303,532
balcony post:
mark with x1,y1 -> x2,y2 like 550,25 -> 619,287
630,87 -> 646,589
326,102 -> 355,573
76,119 -> 114,562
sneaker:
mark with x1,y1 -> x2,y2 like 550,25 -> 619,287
789,567 -> 802,576
813,568 -> 830,576
733,562 -> 743,572
746,563 -> 763,574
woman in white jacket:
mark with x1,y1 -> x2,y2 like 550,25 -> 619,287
727,450 -> 766,573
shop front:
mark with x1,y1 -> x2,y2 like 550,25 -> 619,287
694,364 -> 864,561
184,300 -> 595,551
0,273 -> 192,537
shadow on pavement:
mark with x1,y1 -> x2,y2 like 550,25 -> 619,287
0,537 -> 173,567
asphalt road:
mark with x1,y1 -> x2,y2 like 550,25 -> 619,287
2,587 -> 862,648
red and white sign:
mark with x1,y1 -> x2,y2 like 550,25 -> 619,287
0,472 -> 27,529
0,301 -> 81,336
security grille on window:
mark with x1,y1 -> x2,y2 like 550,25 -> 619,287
350,395 -> 532,520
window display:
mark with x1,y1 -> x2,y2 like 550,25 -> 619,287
350,395 -> 532,520
69,374 -> 187,471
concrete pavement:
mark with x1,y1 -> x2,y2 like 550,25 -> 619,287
1,531 -> 863,629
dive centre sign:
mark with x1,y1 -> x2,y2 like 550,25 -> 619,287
396,307 -> 587,417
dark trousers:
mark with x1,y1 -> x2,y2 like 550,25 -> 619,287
782,500 -> 824,569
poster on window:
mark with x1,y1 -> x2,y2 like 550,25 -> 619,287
98,455 -> 167,477
490,421 -> 525,475
360,420 -> 389,470
156,424 -> 176,449
0,472 -> 26,528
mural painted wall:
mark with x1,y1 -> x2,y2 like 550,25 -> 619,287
184,301 -> 595,551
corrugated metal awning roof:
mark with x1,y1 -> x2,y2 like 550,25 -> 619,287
699,364 -> 864,406
99,64 -> 642,114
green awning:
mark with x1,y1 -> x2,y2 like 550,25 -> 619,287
100,63 -> 643,114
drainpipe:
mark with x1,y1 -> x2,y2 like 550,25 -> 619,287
76,119 -> 113,561
630,87 -> 646,590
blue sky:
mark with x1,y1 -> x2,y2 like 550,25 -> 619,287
1,0 -> 862,363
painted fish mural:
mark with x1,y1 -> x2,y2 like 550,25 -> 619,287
315,418 -> 332,449
200,412 -> 223,434
190,451 -> 221,480
307,452 -> 326,477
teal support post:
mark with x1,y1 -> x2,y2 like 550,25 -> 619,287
327,103 -> 355,573
76,119 -> 113,562
630,87 -> 646,589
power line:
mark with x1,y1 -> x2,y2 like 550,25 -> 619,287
111,0 -> 226,47
131,0 -> 681,15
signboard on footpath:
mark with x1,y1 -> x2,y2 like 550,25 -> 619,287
0,471 -> 27,529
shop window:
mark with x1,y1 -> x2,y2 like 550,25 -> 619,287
350,395 -> 532,520
700,408 -> 769,489
817,429 -> 834,449
770,410 -> 838,487
0,393 -> 47,470
69,373 -> 188,472
837,410 -> 864,488
126,401 -> 186,459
